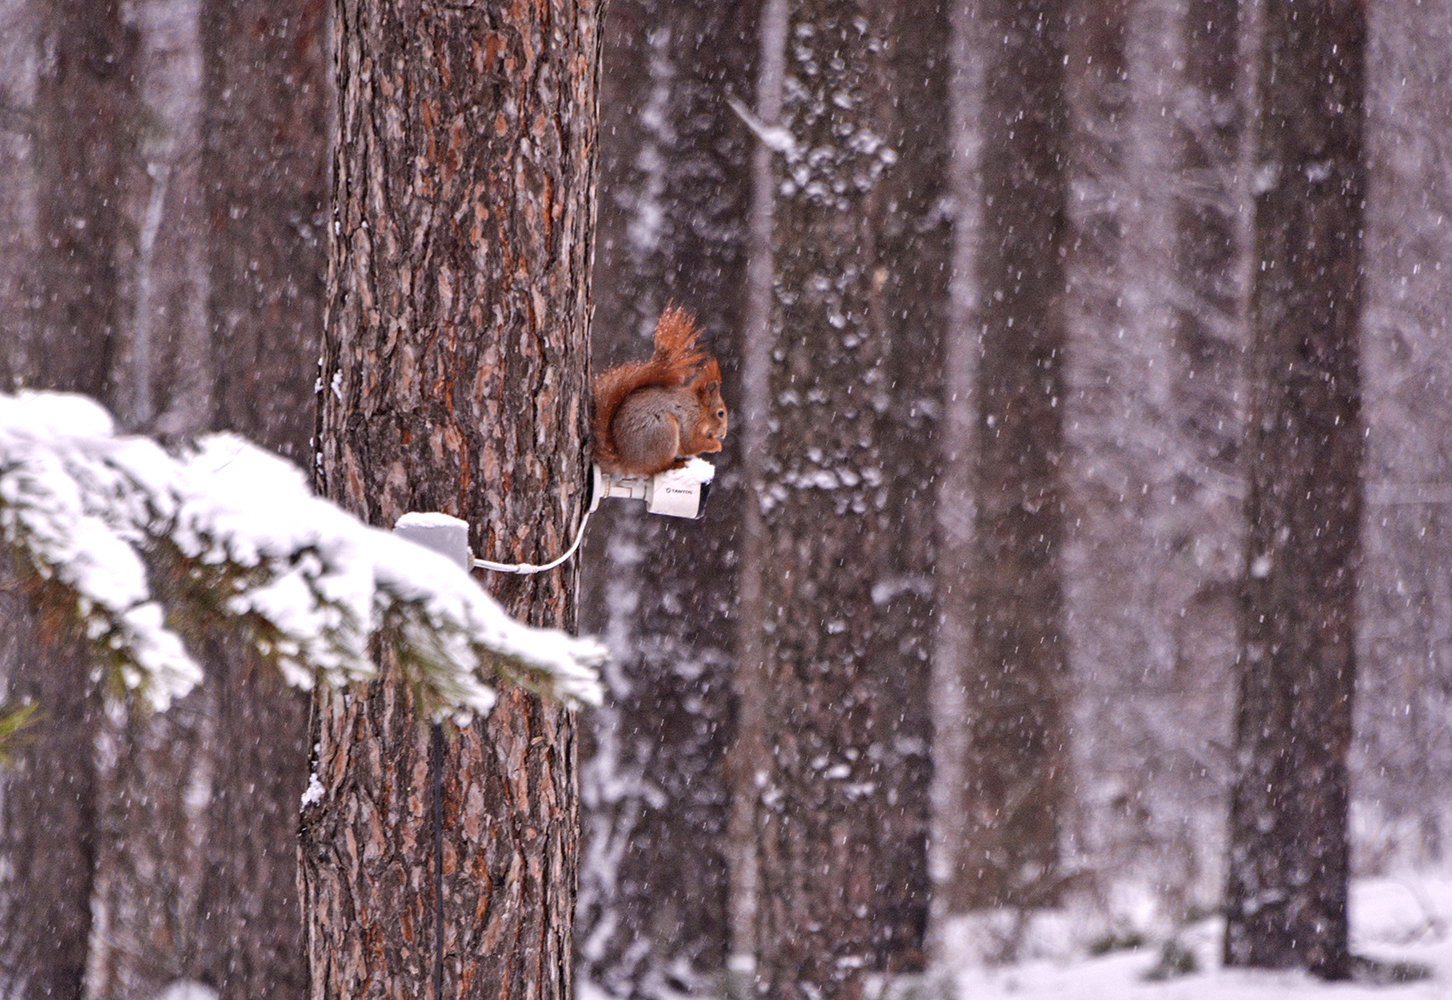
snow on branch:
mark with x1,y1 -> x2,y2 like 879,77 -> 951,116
0,392 -> 604,719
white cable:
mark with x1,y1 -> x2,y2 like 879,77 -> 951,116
473,510 -> 591,575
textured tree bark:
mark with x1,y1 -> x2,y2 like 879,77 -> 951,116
194,2 -> 329,996
933,0 -> 1072,925
576,0 -> 754,995
743,1 -> 945,995
302,1 -> 599,998
1223,0 -> 1365,980
0,3 -> 135,996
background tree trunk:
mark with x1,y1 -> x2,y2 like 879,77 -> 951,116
576,1 -> 754,996
81,3 -> 217,994
0,616 -> 101,1000
0,2 -> 136,995
302,1 -> 599,998
932,1 -> 1072,956
723,0 -> 785,976
6,0 -> 133,400
926,0 -> 984,966
111,0 -> 212,437
741,1 -> 945,995
86,695 -> 212,1000
1222,0 -> 1366,979
0,0 -> 37,366
192,1 -> 329,996
202,0 -> 329,463
67,0 -> 328,993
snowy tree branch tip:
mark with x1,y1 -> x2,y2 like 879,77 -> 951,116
726,95 -> 800,157
0,391 -> 605,718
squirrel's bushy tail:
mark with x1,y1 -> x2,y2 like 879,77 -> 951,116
592,305 -> 709,471
648,306 -> 708,373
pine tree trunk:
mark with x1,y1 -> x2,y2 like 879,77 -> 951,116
202,0 -> 329,463
0,3 -> 136,995
302,1 -> 600,998
111,0 -> 212,436
926,0 -> 984,962
741,1 -> 945,995
86,695 -> 213,1000
933,0 -> 1071,936
193,1 -> 329,995
1222,0 -> 1365,980
0,615 -> 101,1000
195,653 -> 310,1000
576,1 -> 754,995
81,3 -> 220,993
9,0 -> 132,399
960,0 -> 1069,912
724,0 -> 786,974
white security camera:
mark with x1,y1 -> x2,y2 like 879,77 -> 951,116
588,458 -> 715,520
392,459 -> 718,578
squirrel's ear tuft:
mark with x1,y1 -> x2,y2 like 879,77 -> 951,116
696,357 -> 722,386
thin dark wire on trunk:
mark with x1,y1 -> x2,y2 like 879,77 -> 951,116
432,722 -> 445,1000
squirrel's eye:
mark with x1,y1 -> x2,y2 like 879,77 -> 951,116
717,409 -> 726,418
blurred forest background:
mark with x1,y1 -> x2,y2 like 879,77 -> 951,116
0,0 -> 1449,998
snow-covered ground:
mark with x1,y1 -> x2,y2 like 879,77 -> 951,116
945,875 -> 1452,999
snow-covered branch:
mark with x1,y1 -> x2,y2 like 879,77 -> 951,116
0,392 -> 604,719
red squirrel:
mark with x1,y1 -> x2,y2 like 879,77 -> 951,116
592,306 -> 728,477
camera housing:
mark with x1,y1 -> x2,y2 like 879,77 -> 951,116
588,459 -> 715,520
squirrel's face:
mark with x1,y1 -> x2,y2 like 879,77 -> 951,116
710,404 -> 727,447
699,378 -> 728,446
